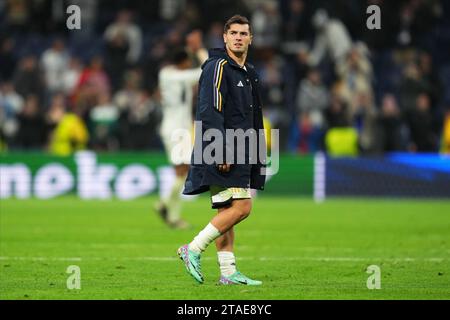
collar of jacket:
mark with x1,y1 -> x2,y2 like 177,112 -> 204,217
205,48 -> 255,71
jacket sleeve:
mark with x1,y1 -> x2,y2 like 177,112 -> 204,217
197,58 -> 229,163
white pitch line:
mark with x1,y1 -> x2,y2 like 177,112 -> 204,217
0,257 -> 83,261
0,256 -> 447,262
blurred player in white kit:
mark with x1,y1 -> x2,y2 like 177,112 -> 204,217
155,44 -> 206,229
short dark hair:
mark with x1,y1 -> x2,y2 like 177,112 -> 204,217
171,48 -> 189,65
223,15 -> 252,34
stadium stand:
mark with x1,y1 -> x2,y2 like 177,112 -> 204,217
0,0 -> 449,155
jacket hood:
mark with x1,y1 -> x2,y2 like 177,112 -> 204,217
208,48 -> 228,59
201,48 -> 228,69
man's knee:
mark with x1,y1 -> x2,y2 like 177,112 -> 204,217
234,199 -> 252,220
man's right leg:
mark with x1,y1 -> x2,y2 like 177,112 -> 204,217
188,199 -> 251,253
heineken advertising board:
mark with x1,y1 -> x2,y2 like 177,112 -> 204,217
0,152 -> 314,200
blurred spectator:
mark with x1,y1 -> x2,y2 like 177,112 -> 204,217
442,107 -> 450,154
0,82 -> 24,145
354,92 -> 378,154
159,0 -> 186,21
4,0 -> 30,33
308,9 -> 352,67
180,1 -> 202,30
417,51 -> 442,107
142,40 -> 169,92
295,68 -> 328,153
185,29 -> 208,67
377,94 -> 407,152
297,68 -> 329,117
61,57 -> 83,96
46,93 -> 66,130
40,39 -> 69,95
205,22 -> 224,49
259,51 -> 284,110
284,44 -> 309,111
13,55 -> 45,103
113,69 -> 143,112
104,30 -> 129,91
396,0 -> 442,47
14,95 -> 47,150
165,28 -> 185,53
104,10 -> 143,65
72,56 -> 110,117
251,1 -> 281,48
325,87 -> 359,157
89,93 -> 119,151
325,127 -> 359,157
282,0 -> 308,42
47,94 -> 89,156
406,93 -> 438,152
326,93 -> 350,128
0,38 -> 17,82
336,42 -> 373,118
399,60 -> 432,112
118,90 -> 162,150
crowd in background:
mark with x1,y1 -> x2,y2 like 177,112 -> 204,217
1,0 -> 450,156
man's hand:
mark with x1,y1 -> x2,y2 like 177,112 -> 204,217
217,163 -> 231,173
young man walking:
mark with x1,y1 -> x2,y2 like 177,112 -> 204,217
177,15 -> 266,285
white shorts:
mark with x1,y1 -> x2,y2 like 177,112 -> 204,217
210,186 -> 252,209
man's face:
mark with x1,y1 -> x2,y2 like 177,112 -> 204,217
223,23 -> 252,55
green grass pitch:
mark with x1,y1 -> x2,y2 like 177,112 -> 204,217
0,196 -> 449,300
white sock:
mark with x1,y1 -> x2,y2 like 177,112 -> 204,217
217,251 -> 237,277
166,175 -> 185,223
188,223 -> 221,253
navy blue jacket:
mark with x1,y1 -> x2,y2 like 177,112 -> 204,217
183,48 -> 266,195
